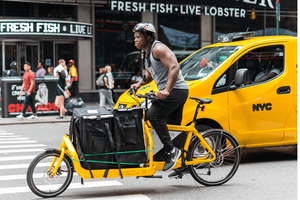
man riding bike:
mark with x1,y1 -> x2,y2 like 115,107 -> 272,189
130,22 -> 189,172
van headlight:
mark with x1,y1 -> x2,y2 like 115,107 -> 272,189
118,104 -> 127,109
138,100 -> 152,108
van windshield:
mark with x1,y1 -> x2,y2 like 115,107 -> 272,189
180,46 -> 240,81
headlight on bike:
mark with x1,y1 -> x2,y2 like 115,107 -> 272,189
138,100 -> 152,109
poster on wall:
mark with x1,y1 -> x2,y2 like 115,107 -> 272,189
1,77 -> 59,117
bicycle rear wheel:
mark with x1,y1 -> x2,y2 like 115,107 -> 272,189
188,130 -> 241,186
27,151 -> 74,198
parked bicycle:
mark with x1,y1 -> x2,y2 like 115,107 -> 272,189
27,88 -> 241,198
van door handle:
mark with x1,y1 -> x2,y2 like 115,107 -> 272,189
277,86 -> 290,94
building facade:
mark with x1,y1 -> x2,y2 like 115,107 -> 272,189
0,0 -> 297,101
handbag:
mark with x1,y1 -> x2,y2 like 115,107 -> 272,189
58,84 -> 70,98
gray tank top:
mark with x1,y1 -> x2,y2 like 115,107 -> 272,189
145,41 -> 188,90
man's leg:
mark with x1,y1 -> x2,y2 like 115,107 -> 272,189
27,93 -> 37,119
146,89 -> 188,171
99,89 -> 106,107
17,94 -> 29,118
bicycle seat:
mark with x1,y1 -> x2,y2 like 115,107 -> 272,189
189,97 -> 213,104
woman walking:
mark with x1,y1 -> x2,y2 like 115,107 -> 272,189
54,59 -> 68,119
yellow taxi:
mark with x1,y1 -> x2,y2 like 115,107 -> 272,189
116,32 -> 297,149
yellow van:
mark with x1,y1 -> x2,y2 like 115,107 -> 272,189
116,32 -> 297,149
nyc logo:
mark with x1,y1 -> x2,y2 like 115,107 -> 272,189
253,103 -> 272,111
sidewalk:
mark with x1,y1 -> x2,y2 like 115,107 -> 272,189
0,102 -> 99,125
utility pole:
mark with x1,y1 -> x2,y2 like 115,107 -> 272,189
276,0 -> 280,35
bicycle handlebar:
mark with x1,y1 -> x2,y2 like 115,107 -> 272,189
129,88 -> 158,100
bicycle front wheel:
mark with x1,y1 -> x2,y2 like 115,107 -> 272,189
188,130 -> 241,186
27,151 -> 74,198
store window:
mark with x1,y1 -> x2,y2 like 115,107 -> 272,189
216,9 -> 264,40
95,8 -> 141,89
158,13 -> 200,50
0,2 -> 76,20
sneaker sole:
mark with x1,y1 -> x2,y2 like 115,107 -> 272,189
164,150 -> 182,172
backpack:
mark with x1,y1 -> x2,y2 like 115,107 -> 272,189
96,74 -> 107,87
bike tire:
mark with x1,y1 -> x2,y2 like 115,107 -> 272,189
27,151 -> 74,198
188,130 -> 241,186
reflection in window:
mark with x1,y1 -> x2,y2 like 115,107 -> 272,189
180,46 -> 240,81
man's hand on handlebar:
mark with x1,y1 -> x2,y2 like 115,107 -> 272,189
156,89 -> 170,99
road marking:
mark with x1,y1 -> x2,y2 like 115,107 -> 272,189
0,144 -> 46,149
0,148 -> 45,154
0,155 -> 37,161
0,162 -> 50,170
0,181 -> 122,195
0,173 -> 79,181
0,140 -> 37,144
0,133 -> 13,135
0,138 -> 29,141
0,135 -> 22,138
75,194 -> 151,200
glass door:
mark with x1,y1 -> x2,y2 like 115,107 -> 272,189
1,40 -> 39,76
55,43 -> 75,67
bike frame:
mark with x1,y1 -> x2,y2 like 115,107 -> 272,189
49,118 -> 216,180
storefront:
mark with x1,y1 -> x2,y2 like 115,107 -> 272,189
0,0 -> 297,108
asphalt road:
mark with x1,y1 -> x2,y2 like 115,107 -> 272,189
0,123 -> 297,200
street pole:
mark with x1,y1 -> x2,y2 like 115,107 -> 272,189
276,0 -> 280,35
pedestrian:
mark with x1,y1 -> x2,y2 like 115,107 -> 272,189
16,61 -> 38,119
130,23 -> 189,172
67,59 -> 78,98
4,61 -> 18,76
54,63 -> 67,119
46,66 -> 54,76
106,65 -> 115,101
36,61 -> 47,77
98,67 -> 114,109
130,70 -> 142,84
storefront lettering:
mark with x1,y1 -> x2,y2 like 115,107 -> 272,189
0,20 -> 93,37
111,1 -> 247,17
37,23 -> 60,33
0,22 -> 34,32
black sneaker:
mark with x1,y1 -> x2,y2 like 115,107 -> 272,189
168,168 -> 189,179
163,147 -> 181,171
56,116 -> 64,119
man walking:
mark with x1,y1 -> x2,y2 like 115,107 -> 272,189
68,59 -> 78,98
98,67 -> 114,109
16,62 -> 37,119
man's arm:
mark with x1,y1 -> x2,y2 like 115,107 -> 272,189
27,74 -> 35,96
153,43 -> 179,99
19,82 -> 25,96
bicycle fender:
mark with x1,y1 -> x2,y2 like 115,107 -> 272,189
44,148 -> 60,154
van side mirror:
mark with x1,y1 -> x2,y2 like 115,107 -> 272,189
235,68 -> 250,87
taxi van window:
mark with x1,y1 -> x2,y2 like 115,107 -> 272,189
180,46 -> 240,81
236,45 -> 284,84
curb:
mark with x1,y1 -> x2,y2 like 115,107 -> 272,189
0,118 -> 71,125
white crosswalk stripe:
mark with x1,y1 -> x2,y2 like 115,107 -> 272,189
0,181 -> 123,195
0,140 -> 37,144
0,137 -> 29,141
0,144 -> 46,149
0,155 -> 37,161
0,148 -> 45,154
0,130 -> 152,199
75,194 -> 151,200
